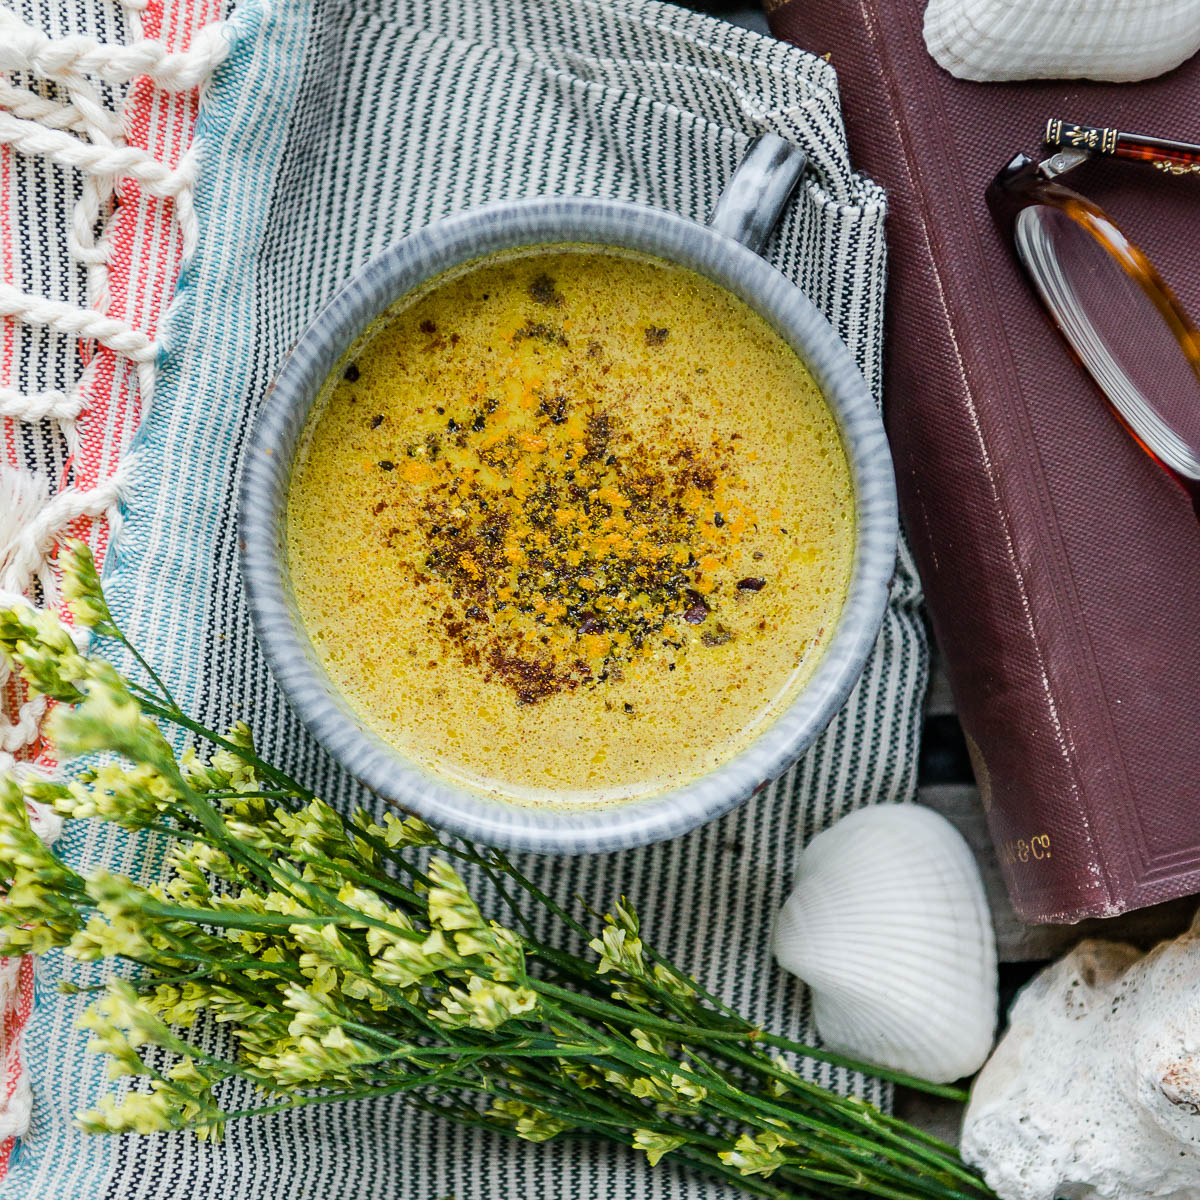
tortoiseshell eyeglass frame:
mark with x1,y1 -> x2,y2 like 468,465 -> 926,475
986,119 -> 1200,516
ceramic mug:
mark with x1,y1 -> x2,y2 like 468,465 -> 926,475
239,134 -> 897,854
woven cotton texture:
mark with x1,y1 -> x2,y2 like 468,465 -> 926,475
3,1 -> 927,1196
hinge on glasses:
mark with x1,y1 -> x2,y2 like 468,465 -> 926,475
1040,119 -> 1118,179
1038,147 -> 1091,180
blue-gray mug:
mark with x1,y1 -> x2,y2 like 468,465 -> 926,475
239,134 -> 897,854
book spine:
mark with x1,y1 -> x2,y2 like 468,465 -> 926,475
766,0 -> 1114,923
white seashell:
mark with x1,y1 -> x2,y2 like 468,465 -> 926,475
924,0 -> 1200,83
772,804 -> 996,1084
962,918 -> 1200,1200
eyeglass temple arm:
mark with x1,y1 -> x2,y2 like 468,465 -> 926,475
1045,119 -> 1200,176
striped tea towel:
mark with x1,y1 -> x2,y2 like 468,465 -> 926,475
1,1 -> 928,1196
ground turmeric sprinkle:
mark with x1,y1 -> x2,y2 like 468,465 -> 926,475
378,372 -> 764,703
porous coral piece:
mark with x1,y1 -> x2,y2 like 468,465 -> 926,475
962,914 -> 1200,1200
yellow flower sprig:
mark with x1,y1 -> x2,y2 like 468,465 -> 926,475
0,543 -> 996,1200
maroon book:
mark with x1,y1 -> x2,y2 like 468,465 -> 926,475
766,0 -> 1200,923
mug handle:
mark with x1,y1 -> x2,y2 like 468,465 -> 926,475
707,133 -> 807,255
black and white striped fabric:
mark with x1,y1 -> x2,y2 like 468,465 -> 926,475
9,1 -> 929,1196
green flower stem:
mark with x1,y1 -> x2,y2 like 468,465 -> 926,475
171,722 -> 942,1134
102,872 -> 979,1199
475,860 -> 541,940
129,899 -> 350,931
774,1147 -> 976,1200
81,835 -> 975,1199
430,1042 -> 735,1169
126,952 -> 303,986
534,997 -> 966,1200
142,781 -> 430,953
665,1152 -> 802,1200
753,1032 -> 969,1102
219,1072 -> 448,1123
530,977 -> 767,1044
183,802 -> 425,945
611,1043 -> 969,1200
475,1078 -> 798,1200
103,625 -> 183,719
531,977 -> 966,1136
227,1081 -> 799,1200
132,694 -> 316,802
283,852 -> 424,908
197,791 -> 304,802
482,851 -> 973,1106
447,1058 -> 716,1155
706,1043 -> 981,1190
485,952 -> 971,1193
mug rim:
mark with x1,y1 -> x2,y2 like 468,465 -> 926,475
239,195 -> 897,853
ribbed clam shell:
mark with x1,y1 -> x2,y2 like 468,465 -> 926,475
924,0 -> 1200,83
772,805 -> 996,1083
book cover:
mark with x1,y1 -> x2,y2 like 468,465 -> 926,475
767,0 -> 1200,923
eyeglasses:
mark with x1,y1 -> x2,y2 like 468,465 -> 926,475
987,120 -> 1200,518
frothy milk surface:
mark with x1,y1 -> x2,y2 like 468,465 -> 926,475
286,246 -> 854,806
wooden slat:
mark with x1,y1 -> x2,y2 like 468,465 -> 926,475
924,658 -> 958,718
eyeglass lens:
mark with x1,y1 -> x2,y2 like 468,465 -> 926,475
1014,203 -> 1200,483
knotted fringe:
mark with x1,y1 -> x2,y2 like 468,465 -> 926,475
0,6 -> 230,763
